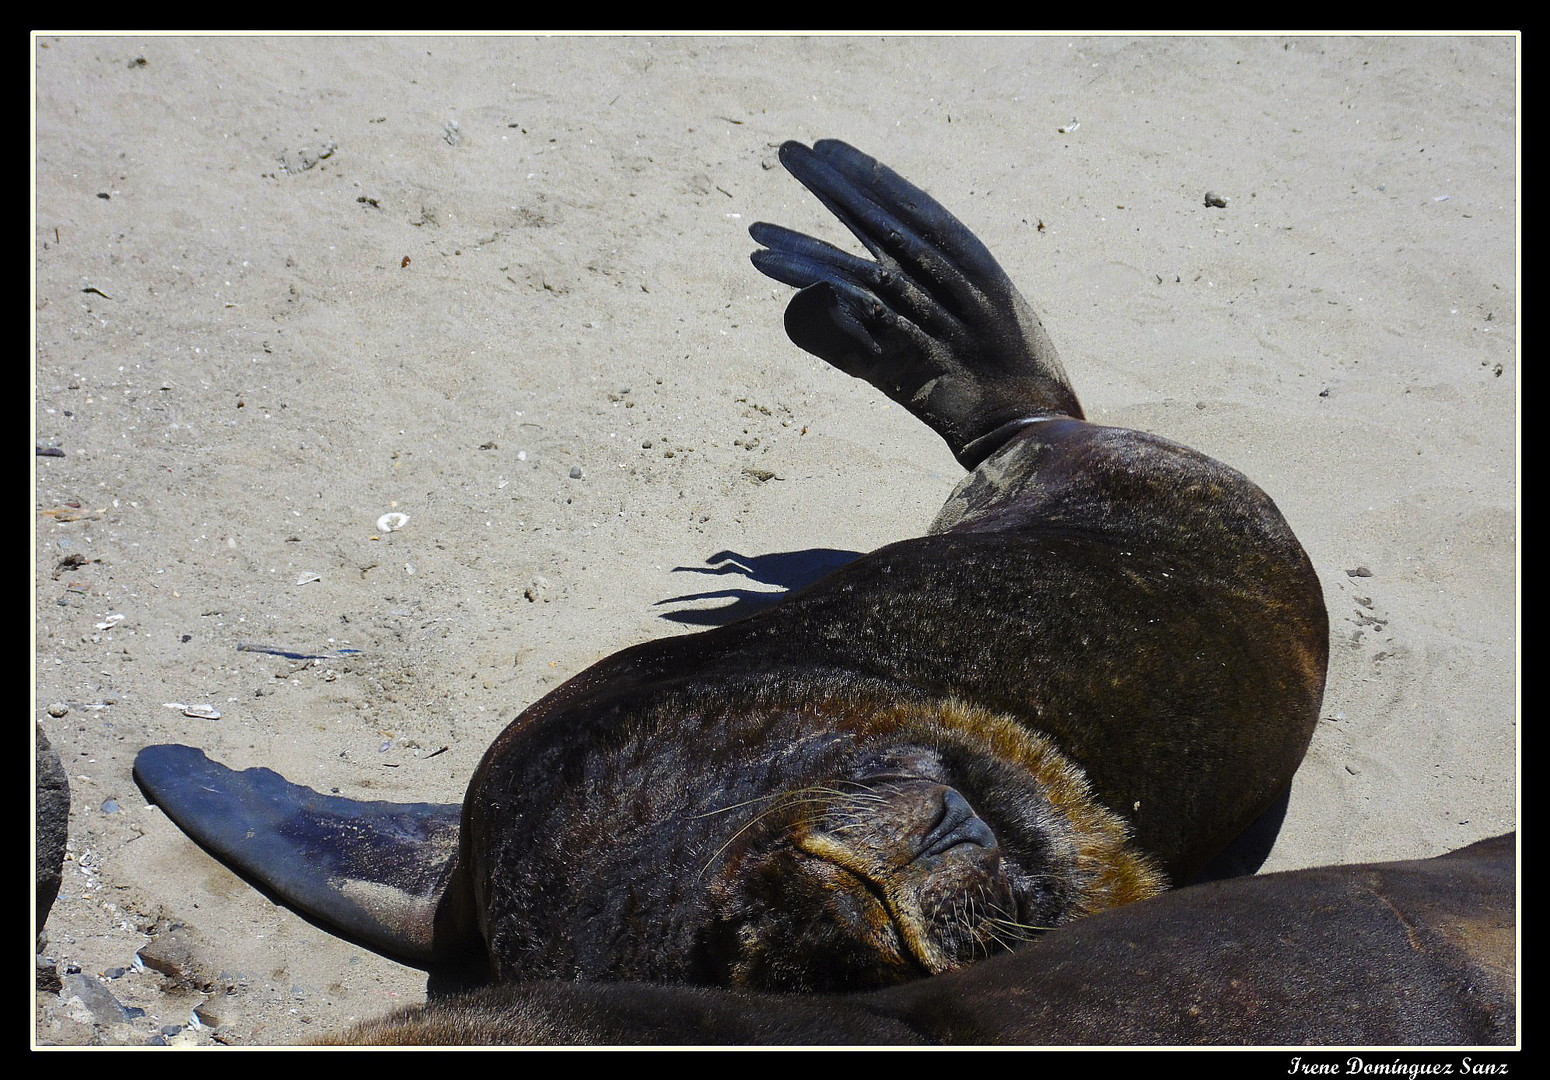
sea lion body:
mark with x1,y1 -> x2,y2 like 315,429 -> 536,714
463,419 -> 1323,986
320,834 -> 1517,1046
135,140 -> 1328,994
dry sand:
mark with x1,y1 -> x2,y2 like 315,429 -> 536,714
34,34 -> 1517,1046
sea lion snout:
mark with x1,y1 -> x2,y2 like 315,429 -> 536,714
826,777 -> 1001,870
919,787 -> 997,858
795,769 -> 1003,876
700,761 -> 1033,990
836,750 -> 999,860
790,775 -> 1020,977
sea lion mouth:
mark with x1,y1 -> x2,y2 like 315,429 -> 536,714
794,776 -> 1021,975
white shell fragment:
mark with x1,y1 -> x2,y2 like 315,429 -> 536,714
183,704 -> 221,720
376,512 -> 410,533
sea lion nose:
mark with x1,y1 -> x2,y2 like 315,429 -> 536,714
918,788 -> 997,859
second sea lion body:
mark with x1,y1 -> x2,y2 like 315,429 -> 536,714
320,834 -> 1516,1046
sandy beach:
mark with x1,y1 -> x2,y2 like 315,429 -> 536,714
34,33 -> 1517,1046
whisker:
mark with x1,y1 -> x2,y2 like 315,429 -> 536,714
695,785 -> 872,877
696,783 -> 871,818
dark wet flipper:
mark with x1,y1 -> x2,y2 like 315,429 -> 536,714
133,744 -> 476,966
782,281 -> 943,398
748,222 -> 877,289
807,139 -> 1010,285
751,219 -> 944,381
751,222 -> 971,347
750,239 -> 880,302
752,139 -> 1083,469
784,282 -> 883,363
772,145 -> 983,327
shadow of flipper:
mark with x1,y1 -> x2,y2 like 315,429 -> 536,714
656,547 -> 863,624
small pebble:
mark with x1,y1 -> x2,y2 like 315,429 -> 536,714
48,702 -> 69,717
569,465 -> 584,479
1204,192 -> 1228,208
101,798 -> 121,814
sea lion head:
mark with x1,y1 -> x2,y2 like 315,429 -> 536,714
693,698 -> 1166,992
471,686 -> 1164,991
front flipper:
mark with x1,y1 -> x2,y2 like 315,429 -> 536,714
133,744 -> 477,966
751,139 -> 1082,469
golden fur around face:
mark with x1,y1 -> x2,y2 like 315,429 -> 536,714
690,696 -> 1165,992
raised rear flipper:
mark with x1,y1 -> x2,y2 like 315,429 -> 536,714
751,139 -> 1082,469
133,744 -> 476,966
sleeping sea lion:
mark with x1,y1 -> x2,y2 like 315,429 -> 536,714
315,833 -> 1516,1046
134,139 -> 1329,993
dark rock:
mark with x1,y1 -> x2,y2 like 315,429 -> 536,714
36,723 -> 71,936
60,971 -> 135,1028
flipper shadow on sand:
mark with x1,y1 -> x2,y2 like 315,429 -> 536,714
655,547 -> 863,625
